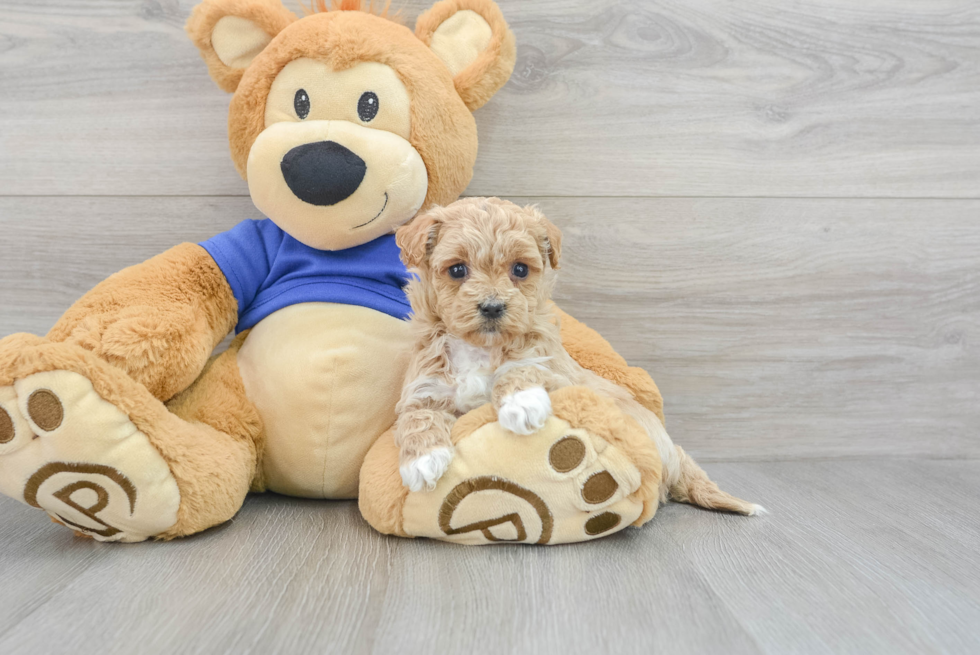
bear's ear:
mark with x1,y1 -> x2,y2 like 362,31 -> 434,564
186,0 -> 297,92
415,0 -> 516,111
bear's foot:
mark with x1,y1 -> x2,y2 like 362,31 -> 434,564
360,387 -> 663,545
0,336 -> 180,542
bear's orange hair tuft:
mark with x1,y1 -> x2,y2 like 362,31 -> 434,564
301,0 -> 401,22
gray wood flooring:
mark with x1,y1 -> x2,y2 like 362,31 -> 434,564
0,0 -> 977,653
1,460 -> 978,655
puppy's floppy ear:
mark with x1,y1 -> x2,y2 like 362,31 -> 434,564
186,0 -> 297,93
543,218 -> 563,270
397,212 -> 443,270
415,0 -> 516,111
528,206 -> 562,270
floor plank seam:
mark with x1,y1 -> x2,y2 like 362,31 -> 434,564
2,194 -> 980,201
697,456 -> 980,464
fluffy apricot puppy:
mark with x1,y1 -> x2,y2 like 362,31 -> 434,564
394,198 -> 764,516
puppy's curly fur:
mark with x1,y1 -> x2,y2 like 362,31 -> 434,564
393,197 -> 763,516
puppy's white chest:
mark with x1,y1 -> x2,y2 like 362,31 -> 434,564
447,338 -> 494,414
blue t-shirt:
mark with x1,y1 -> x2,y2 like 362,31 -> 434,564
201,219 -> 412,333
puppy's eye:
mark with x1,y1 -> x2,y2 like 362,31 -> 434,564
294,89 -> 310,120
358,91 -> 379,122
512,263 -> 529,279
448,263 -> 468,280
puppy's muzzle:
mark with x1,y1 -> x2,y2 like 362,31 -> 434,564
478,300 -> 506,320
280,140 -> 366,206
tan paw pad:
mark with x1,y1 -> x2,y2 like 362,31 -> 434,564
401,413 -> 648,545
0,371 -> 180,542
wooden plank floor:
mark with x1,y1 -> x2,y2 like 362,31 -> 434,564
0,0 -> 978,653
1,460 -> 978,655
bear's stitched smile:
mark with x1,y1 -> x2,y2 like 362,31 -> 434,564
352,192 -> 388,230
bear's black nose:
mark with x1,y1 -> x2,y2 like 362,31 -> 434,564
280,141 -> 366,206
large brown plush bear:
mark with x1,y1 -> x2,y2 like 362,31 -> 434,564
0,0 -> 669,544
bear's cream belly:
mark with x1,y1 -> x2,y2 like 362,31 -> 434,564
236,303 -> 412,498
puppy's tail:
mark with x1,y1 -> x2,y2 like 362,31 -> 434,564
668,446 -> 766,516
617,398 -> 765,516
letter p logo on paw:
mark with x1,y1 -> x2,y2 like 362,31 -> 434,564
24,462 -> 137,539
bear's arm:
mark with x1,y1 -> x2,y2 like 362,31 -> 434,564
46,243 -> 238,402
554,305 -> 665,424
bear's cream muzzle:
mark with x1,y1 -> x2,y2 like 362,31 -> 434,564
247,119 -> 428,251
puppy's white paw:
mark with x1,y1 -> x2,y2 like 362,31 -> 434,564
498,387 -> 552,435
400,447 -> 454,492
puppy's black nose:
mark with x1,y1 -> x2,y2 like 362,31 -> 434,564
478,301 -> 506,320
280,141 -> 366,206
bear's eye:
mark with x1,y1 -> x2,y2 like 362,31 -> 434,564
294,89 -> 310,120
448,263 -> 468,280
512,263 -> 529,279
358,91 -> 379,122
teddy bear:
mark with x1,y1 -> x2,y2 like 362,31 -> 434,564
0,0 -> 669,544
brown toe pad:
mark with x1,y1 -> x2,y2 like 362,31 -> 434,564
27,389 -> 63,432
0,407 -> 14,444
